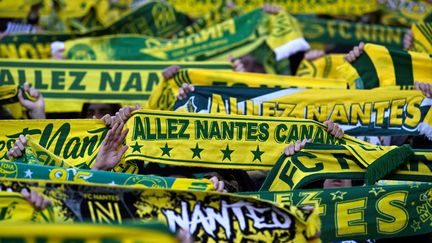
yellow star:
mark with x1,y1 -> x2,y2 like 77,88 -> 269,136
330,191 -> 347,201
369,187 -> 386,196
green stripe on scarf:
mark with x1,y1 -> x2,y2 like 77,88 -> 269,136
351,49 -> 380,89
389,48 -> 414,86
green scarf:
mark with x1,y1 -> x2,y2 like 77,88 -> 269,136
301,18 -> 407,49
64,9 -> 309,65
0,161 -> 214,191
0,1 -> 190,59
240,183 -> 432,242
260,143 -> 431,191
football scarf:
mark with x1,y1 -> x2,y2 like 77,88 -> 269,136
411,22 -> 432,54
0,161 -> 214,191
64,9 -> 309,64
0,1 -> 190,59
147,69 -> 347,110
0,180 -> 321,243
337,43 -> 432,89
123,110 -> 368,171
300,19 -> 407,49
0,110 -> 366,171
167,0 -> 379,18
172,86 -> 432,137
379,0 -> 432,26
0,59 -> 231,113
295,54 -> 345,79
260,143 -> 432,191
240,183 -> 432,242
0,118 -> 107,165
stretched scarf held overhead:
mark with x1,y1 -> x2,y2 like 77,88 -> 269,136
261,143 -> 432,191
337,43 -> 432,89
240,183 -> 432,242
148,69 -> 348,110
0,160 -> 214,191
0,1 -> 190,59
0,118 -> 107,165
0,110 -> 365,170
172,86 -> 432,137
122,109 -> 369,171
64,9 -> 309,66
0,179 -> 321,242
379,0 -> 432,27
300,19 -> 407,49
167,0 -> 379,18
0,59 -> 231,113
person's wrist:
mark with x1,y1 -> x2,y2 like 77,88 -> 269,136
29,105 -> 46,119
29,110 -> 46,119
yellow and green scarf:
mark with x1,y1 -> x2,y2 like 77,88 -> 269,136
0,161 -> 214,191
0,59 -> 231,113
380,0 -> 432,26
167,0 -> 379,18
0,179 -> 321,242
0,1 -> 190,59
337,43 -> 432,89
172,86 -> 432,137
296,54 -> 345,79
241,183 -> 432,242
411,22 -> 432,54
260,143 -> 431,191
64,9 -> 309,65
301,19 -> 406,49
0,110 -> 366,170
148,69 -> 347,110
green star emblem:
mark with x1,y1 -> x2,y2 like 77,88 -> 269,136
330,191 -> 347,201
369,187 -> 386,196
190,143 -> 204,159
411,220 -> 421,232
160,143 -> 173,157
251,145 -> 264,162
131,141 -> 143,153
410,183 -> 420,188
220,144 -> 234,161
